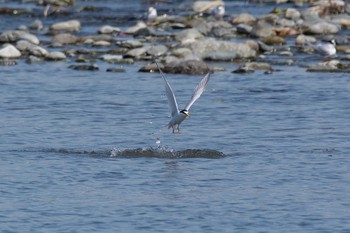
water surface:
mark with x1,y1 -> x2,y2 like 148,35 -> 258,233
1,0 -> 350,232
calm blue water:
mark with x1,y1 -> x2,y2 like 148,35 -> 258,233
1,62 -> 350,232
1,0 -> 350,232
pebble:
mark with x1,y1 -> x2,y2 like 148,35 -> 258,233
100,54 -> 134,64
233,62 -> 272,73
0,44 -> 22,58
146,45 -> 168,57
28,19 -> 44,31
69,64 -> 99,71
125,47 -> 149,59
251,21 -> 276,38
0,30 -> 40,45
3,0 -> 350,74
46,51 -> 67,61
52,33 -> 80,45
236,24 -> 253,35
285,8 -> 301,20
26,55 -> 43,64
307,60 -> 344,72
83,35 -> 113,42
262,35 -> 285,45
295,34 -> 316,45
192,1 -> 223,13
92,40 -> 111,47
98,25 -> 121,34
125,21 -> 147,34
106,68 -> 126,73
304,21 -> 339,34
50,20 -> 81,32
232,13 -> 256,25
175,28 -> 205,44
117,40 -> 143,49
188,38 -> 257,60
163,60 -> 211,75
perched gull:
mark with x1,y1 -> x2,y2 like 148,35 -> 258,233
212,5 -> 225,20
147,7 -> 157,23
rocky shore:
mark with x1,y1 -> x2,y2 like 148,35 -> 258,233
1,0 -> 350,74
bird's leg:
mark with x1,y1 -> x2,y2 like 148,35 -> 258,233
172,126 -> 175,134
177,126 -> 180,134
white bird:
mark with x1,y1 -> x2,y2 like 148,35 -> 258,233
147,7 -> 157,23
213,5 -> 225,20
312,39 -> 336,57
156,63 -> 211,134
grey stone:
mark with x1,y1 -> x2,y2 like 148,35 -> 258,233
47,51 -> 66,61
28,19 -> 43,31
304,21 -> 339,34
52,33 -> 80,45
69,64 -> 99,71
236,24 -> 253,35
146,45 -> 168,57
125,21 -> 147,34
118,39 -> 143,49
175,28 -> 204,44
125,47 -> 149,58
232,13 -> 256,25
0,30 -> 39,45
50,20 -> 81,32
98,25 -> 121,34
163,60 -> 211,75
188,38 -> 257,61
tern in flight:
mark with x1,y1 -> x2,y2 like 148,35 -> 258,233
156,63 -> 211,133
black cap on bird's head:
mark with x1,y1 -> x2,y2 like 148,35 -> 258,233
329,39 -> 336,46
180,109 -> 190,118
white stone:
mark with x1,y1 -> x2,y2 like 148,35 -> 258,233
0,44 -> 21,58
50,20 -> 81,32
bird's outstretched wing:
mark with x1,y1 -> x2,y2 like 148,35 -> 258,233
184,72 -> 210,111
155,62 -> 179,117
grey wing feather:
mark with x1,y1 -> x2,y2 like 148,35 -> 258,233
155,61 -> 179,117
184,72 -> 210,111
163,75 -> 179,117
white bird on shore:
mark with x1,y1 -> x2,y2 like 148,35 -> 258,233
311,39 -> 337,57
156,63 -> 211,134
147,7 -> 157,22
213,5 -> 225,20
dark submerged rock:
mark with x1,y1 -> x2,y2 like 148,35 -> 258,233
163,60 -> 211,75
68,64 -> 99,71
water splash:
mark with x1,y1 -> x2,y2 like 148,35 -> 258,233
110,147 -> 225,159
19,147 -> 225,159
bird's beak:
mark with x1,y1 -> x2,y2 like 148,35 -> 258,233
186,113 -> 190,118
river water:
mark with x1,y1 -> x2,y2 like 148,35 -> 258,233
1,0 -> 350,232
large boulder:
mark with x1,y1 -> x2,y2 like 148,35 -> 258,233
188,38 -> 257,61
163,60 -> 210,75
